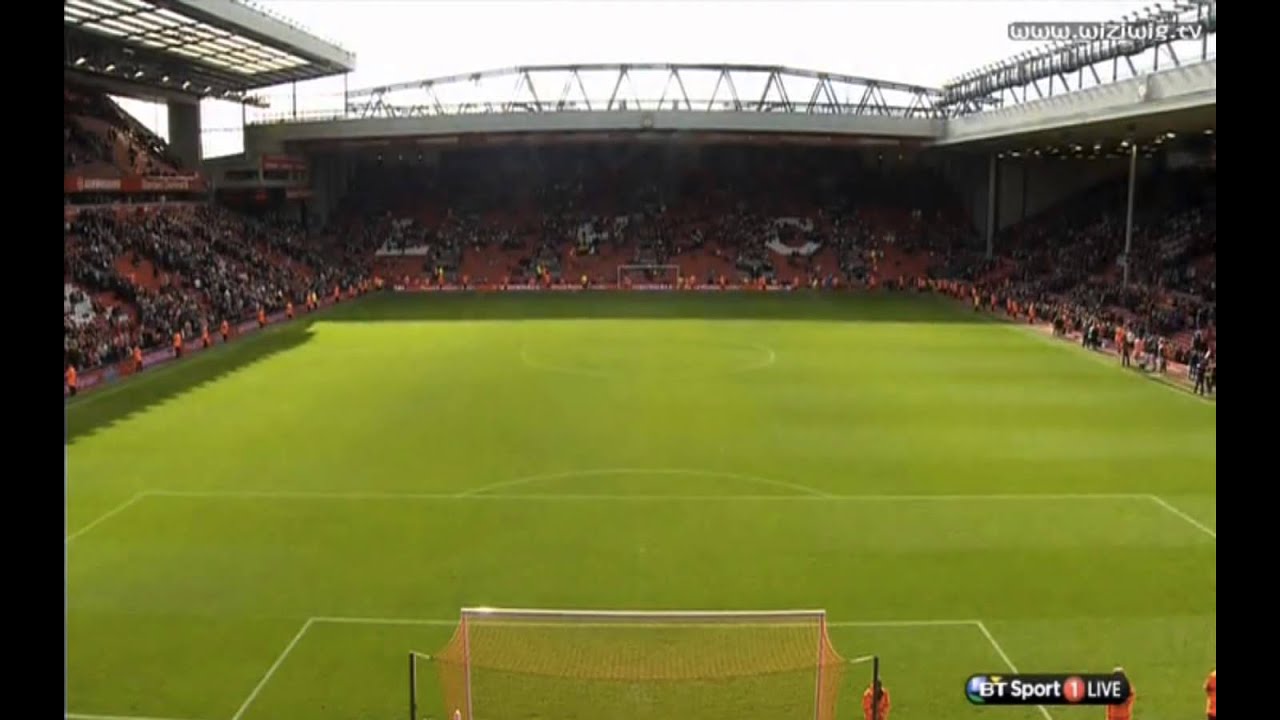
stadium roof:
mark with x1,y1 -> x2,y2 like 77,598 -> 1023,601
64,0 -> 355,104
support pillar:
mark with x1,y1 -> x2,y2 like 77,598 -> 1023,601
166,98 -> 202,171
1122,143 -> 1138,287
985,153 -> 998,259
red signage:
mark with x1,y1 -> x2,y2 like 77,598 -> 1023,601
65,173 -> 206,194
261,154 -> 308,172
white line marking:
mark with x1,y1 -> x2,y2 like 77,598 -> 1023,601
66,493 -> 149,544
237,614 -> 1028,717
738,343 -> 778,373
230,619 -> 314,720
147,489 -> 1152,503
1147,495 -> 1216,539
459,468 -> 832,498
977,621 -> 1053,720
66,714 -> 207,720
309,615 -> 980,629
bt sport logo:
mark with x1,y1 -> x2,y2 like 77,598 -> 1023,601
966,673 -> 1131,706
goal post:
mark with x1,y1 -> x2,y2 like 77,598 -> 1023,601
414,607 -> 871,720
617,264 -> 681,288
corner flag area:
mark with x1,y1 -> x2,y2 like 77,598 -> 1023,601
65,292 -> 1216,720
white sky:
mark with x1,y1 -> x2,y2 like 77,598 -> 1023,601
112,0 -> 1166,159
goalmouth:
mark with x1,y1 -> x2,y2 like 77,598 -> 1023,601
410,607 -> 876,720
617,264 -> 681,289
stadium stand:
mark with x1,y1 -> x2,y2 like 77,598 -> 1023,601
935,166 -> 1216,363
62,76 -> 385,376
64,200 -> 372,372
344,145 -> 968,289
62,76 -> 1215,387
65,82 -> 184,177
327,142 -> 1214,371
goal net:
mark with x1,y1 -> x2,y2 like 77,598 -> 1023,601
415,608 -> 859,720
618,264 -> 680,288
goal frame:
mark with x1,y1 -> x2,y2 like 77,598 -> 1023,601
410,607 -> 868,720
617,264 -> 681,288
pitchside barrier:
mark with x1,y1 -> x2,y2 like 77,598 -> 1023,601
66,292 -> 365,398
409,608 -> 880,720
394,283 -> 811,292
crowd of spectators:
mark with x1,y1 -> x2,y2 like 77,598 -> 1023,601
64,205 -> 371,371
65,137 -> 1215,382
342,144 -> 965,285
936,167 -> 1216,362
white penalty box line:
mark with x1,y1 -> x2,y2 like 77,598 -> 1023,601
71,616 -> 1049,720
66,489 -> 1217,545
229,615 -> 1049,720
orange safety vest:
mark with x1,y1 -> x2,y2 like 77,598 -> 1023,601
1105,684 -> 1134,720
258,309 -> 267,325
65,366 -> 77,388
286,302 -> 294,318
221,320 -> 230,337
862,687 -> 890,720
1205,671 -> 1215,717
173,332 -> 182,350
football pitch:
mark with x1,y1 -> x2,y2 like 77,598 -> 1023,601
66,292 -> 1216,720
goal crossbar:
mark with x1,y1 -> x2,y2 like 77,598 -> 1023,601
462,607 -> 828,620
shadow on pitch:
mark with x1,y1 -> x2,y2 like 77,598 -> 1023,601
65,320 -> 320,444
321,290 -> 989,324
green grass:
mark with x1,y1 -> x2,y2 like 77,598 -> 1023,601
66,292 -> 1216,720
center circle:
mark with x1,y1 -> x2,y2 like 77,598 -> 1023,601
520,337 -> 775,378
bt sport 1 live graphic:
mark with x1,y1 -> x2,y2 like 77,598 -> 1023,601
966,673 -> 1132,706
